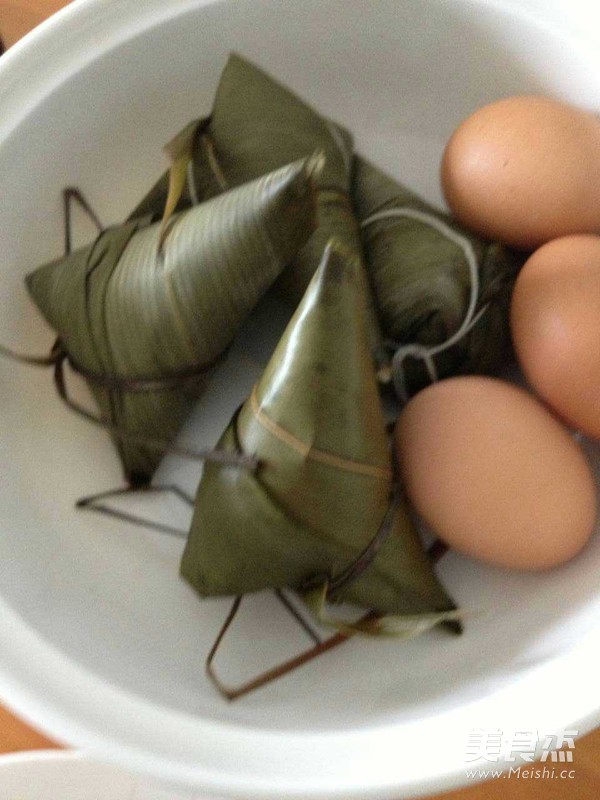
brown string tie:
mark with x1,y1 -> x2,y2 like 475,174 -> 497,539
326,490 -> 402,598
0,338 -> 63,368
53,354 -> 258,471
66,346 -> 228,393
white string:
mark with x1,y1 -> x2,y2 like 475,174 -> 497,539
361,207 -> 489,402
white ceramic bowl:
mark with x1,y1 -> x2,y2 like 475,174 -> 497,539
1,1 -> 600,798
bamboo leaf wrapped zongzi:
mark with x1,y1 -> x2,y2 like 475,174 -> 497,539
130,54 -> 385,363
353,157 -> 524,399
26,156 -> 320,485
181,241 -> 458,632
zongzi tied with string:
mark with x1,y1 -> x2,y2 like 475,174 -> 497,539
130,53 -> 385,363
353,157 -> 524,400
181,241 -> 459,635
26,156 -> 320,485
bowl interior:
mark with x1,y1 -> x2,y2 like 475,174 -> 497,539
1,0 -> 600,795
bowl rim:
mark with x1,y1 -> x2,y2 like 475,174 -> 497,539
0,750 -> 197,798
0,1 -> 600,798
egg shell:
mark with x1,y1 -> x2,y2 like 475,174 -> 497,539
511,234 -> 600,439
441,95 -> 600,249
396,376 -> 596,571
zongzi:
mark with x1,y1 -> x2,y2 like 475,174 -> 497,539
26,156 -> 320,485
130,53 -> 385,363
181,241 -> 458,634
353,157 -> 524,399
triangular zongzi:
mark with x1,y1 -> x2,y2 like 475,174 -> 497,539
181,241 -> 457,630
27,156 -> 320,485
130,54 -> 384,362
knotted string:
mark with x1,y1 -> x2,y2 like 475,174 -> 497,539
66,346 -> 228,393
206,528 -> 453,701
361,207 -> 489,402
0,339 -> 63,368
53,353 -> 258,471
0,331 -> 255,470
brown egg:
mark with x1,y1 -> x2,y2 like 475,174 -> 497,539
396,376 -> 596,570
441,95 -> 600,249
511,234 -> 600,439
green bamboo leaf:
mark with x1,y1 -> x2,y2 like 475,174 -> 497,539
129,54 -> 385,363
26,156 -> 320,484
181,241 -> 458,628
